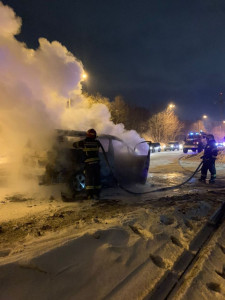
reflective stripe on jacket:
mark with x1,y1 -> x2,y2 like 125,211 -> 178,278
73,138 -> 101,163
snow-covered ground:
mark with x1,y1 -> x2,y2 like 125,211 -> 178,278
0,151 -> 225,300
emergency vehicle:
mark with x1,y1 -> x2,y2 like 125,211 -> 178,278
183,131 -> 207,153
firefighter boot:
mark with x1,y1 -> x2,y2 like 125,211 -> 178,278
93,190 -> 100,200
198,177 -> 206,183
87,190 -> 94,200
209,178 -> 216,184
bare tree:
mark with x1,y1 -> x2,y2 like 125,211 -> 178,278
84,92 -> 111,108
85,93 -> 130,126
109,95 -> 130,125
145,108 -> 183,143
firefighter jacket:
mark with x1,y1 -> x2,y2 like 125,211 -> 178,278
73,138 -> 101,164
202,140 -> 218,162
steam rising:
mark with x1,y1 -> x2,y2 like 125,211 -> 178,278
0,2 -> 144,187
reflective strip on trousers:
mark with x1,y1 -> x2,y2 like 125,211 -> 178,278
83,148 -> 99,151
85,157 -> 99,163
86,185 -> 101,190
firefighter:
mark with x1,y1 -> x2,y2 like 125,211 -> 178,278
73,129 -> 101,199
199,134 -> 218,183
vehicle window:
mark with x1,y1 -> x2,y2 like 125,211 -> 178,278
135,142 -> 149,155
112,140 -> 129,154
67,136 -> 83,143
99,138 -> 109,152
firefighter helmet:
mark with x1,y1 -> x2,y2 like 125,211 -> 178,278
86,128 -> 97,139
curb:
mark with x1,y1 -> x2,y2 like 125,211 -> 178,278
144,201 -> 225,300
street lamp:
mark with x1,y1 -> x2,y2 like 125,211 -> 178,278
198,115 -> 208,131
168,103 -> 175,109
82,73 -> 87,80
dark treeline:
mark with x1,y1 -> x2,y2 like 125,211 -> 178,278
84,92 -> 224,142
85,93 -> 153,133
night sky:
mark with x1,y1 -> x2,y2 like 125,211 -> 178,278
3,0 -> 225,120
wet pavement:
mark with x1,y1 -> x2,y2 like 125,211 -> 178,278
148,151 -> 225,190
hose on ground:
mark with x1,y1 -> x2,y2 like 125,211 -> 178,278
99,141 -> 203,195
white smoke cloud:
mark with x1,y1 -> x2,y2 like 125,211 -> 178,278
0,2 -> 84,158
0,2 -> 145,188
0,1 -> 21,37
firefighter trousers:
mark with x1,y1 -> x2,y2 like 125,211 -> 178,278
201,160 -> 216,180
85,161 -> 101,197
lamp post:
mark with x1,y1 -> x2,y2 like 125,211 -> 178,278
81,72 -> 88,93
198,115 -> 208,131
202,115 -> 208,132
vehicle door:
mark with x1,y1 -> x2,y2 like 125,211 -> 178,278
112,139 -> 150,184
98,137 -> 114,184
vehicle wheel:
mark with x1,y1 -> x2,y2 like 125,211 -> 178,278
69,172 -> 86,192
183,149 -> 188,153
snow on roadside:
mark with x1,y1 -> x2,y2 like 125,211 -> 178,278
173,213 -> 225,300
0,190 -> 223,300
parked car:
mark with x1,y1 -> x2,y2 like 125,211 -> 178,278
216,142 -> 225,150
164,141 -> 180,151
150,142 -> 161,153
42,130 -> 151,195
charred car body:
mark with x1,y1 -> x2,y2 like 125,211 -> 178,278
43,130 -> 151,194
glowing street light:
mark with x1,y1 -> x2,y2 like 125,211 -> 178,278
168,103 -> 175,109
82,73 -> 87,80
202,115 -> 208,119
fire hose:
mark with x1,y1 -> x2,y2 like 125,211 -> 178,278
99,141 -> 204,195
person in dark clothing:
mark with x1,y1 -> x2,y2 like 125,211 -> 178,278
73,129 -> 101,199
199,134 -> 218,183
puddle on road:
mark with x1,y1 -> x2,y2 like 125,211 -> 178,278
148,172 -> 187,186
